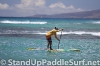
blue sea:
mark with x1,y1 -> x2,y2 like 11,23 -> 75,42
0,17 -> 100,66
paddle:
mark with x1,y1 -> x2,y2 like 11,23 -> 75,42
58,29 -> 63,49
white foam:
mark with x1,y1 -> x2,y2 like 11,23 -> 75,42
63,31 -> 100,36
0,30 -> 100,37
73,23 -> 81,24
0,20 -> 47,24
35,31 -> 100,36
92,21 -> 100,24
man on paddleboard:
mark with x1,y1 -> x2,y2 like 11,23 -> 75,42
46,27 -> 63,50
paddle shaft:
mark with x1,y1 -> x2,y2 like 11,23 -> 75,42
58,30 -> 63,49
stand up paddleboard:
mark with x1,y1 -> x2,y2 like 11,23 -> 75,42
27,48 -> 80,52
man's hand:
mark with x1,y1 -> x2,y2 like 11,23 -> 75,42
61,28 -> 63,31
60,28 -> 63,31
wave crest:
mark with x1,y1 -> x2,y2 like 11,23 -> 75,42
92,21 -> 100,24
1,30 -> 100,37
37,31 -> 100,36
0,20 -> 47,24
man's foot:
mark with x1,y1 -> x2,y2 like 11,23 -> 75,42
50,48 -> 53,50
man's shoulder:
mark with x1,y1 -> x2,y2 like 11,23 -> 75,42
51,29 -> 56,32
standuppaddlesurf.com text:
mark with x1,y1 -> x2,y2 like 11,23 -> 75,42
0,59 -> 100,66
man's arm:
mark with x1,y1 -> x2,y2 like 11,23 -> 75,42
54,34 -> 60,41
59,28 -> 63,31
53,28 -> 63,41
56,28 -> 63,32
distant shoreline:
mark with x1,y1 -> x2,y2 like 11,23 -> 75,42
0,17 -> 100,20
0,9 -> 100,19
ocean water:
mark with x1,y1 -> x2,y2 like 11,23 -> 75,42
0,17 -> 100,66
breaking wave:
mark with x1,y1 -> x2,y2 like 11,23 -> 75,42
92,21 -> 100,24
38,31 -> 100,36
0,20 -> 47,24
0,30 -> 100,37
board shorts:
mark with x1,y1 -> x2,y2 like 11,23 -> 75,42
46,36 -> 52,42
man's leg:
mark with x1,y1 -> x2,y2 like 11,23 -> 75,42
49,41 -> 53,50
46,36 -> 52,50
47,42 -> 49,49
